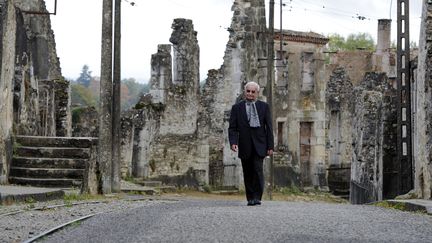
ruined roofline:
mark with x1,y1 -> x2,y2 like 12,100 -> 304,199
274,29 -> 329,45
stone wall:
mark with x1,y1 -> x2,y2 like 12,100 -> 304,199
349,72 -> 395,204
121,0 -> 268,188
13,0 -> 70,137
71,106 -> 98,137
159,19 -> 199,136
120,95 -> 163,178
329,51 -> 374,86
0,0 -> 71,184
414,0 -> 432,199
217,0 -> 268,189
0,0 -> 17,184
325,67 -> 354,195
272,32 -> 329,188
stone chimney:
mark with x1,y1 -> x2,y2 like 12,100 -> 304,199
377,19 -> 392,54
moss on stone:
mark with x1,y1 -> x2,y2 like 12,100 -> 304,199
72,107 -> 86,124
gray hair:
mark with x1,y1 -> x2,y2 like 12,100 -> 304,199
244,81 -> 260,92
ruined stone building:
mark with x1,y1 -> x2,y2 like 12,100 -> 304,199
1,0 -> 431,203
121,0 -> 268,188
0,0 -> 71,184
271,30 -> 329,189
120,0 -> 432,203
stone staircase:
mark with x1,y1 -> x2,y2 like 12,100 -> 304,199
9,136 -> 97,188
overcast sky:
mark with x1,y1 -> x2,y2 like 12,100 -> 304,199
49,0 -> 422,83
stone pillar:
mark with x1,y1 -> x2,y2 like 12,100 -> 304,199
157,19 -> 200,135
0,0 -> 17,184
414,0 -> 432,199
54,79 -> 71,137
170,18 -> 199,87
149,44 -> 172,104
376,19 -> 391,54
375,19 -> 393,77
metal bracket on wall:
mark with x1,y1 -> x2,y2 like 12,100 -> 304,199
22,0 -> 57,15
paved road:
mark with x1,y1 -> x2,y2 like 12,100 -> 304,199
43,198 -> 432,243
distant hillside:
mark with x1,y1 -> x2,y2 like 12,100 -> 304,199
70,77 -> 149,111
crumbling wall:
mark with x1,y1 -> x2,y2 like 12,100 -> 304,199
71,106 -> 98,137
325,67 -> 353,195
414,0 -> 432,199
271,35 -> 329,188
123,0 -> 268,188
12,0 -> 70,137
0,0 -> 71,184
350,88 -> 383,204
217,0 -> 268,189
142,19 -> 208,185
329,51 -> 374,86
350,72 -> 395,204
120,95 -> 163,178
158,18 -> 199,135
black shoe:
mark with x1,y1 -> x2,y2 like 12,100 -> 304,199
247,200 -> 255,206
254,199 -> 261,205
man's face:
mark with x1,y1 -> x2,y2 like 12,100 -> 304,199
245,85 -> 258,101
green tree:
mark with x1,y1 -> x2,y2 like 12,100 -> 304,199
327,33 -> 375,51
121,78 -> 149,110
327,33 -> 346,52
70,83 -> 97,107
76,65 -> 92,87
345,33 -> 375,51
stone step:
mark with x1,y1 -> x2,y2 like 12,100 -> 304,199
15,135 -> 97,148
10,167 -> 84,179
12,157 -> 86,169
135,180 -> 163,187
8,176 -> 82,188
15,146 -> 90,159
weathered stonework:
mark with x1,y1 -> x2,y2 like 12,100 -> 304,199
0,0 -> 71,184
117,0 -> 420,202
272,30 -> 329,188
349,72 -> 396,204
121,95 -> 163,178
159,19 -> 199,135
325,67 -> 353,195
121,0 -> 268,189
71,106 -> 98,137
414,0 -> 432,199
0,0 -> 17,184
13,0 -> 70,137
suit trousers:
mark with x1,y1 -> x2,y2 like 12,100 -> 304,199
241,149 -> 264,201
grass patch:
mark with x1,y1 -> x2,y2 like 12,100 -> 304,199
63,193 -> 105,202
25,197 -> 36,204
372,201 -> 427,214
373,201 -> 407,211
266,187 -> 348,203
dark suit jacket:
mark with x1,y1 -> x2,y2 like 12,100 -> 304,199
228,100 -> 274,159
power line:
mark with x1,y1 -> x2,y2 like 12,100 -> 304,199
280,0 -> 380,21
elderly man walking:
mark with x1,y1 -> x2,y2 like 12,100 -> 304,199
228,81 -> 274,206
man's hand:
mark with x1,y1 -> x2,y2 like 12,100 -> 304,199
231,144 -> 238,152
267,149 -> 273,156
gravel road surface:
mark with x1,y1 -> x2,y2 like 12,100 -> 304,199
36,198 -> 432,243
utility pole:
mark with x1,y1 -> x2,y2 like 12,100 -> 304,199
396,0 -> 413,195
112,0 -> 121,193
99,0 -> 113,194
267,0 -> 275,200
